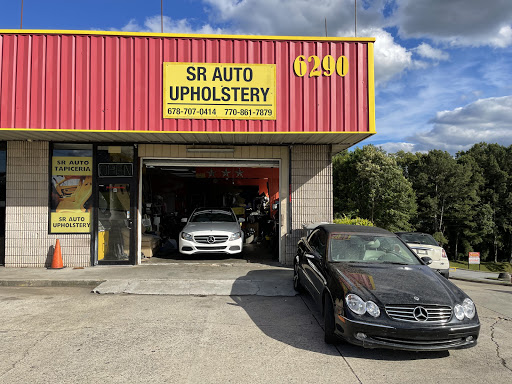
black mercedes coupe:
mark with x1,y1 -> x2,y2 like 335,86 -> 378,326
293,224 -> 480,351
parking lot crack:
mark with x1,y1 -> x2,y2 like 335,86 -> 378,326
299,295 -> 363,384
0,331 -> 50,380
490,317 -> 512,373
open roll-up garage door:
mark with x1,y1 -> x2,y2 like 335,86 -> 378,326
139,157 -> 281,264
144,159 -> 279,168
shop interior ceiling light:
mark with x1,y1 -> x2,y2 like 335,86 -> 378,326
186,148 -> 235,153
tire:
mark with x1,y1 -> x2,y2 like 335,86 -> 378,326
442,271 -> 449,279
293,261 -> 304,293
324,295 -> 337,344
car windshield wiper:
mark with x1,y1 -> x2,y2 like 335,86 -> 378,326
331,260 -> 362,263
379,261 -> 410,265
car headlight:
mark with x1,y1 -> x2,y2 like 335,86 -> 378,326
346,293 -> 381,317
365,301 -> 381,318
454,304 -> 465,320
181,232 -> 193,241
229,232 -> 241,241
346,294 -> 366,315
463,298 -> 476,319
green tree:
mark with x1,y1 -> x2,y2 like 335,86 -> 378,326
461,143 -> 511,262
396,150 -> 482,260
333,145 -> 416,232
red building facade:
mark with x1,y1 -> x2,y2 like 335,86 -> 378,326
0,30 -> 375,267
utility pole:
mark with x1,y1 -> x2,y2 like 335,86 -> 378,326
355,0 -> 357,37
20,0 -> 24,29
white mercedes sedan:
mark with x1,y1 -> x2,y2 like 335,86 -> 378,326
179,207 -> 244,255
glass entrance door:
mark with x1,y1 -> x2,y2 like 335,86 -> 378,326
97,183 -> 133,263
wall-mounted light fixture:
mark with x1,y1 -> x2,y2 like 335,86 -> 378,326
186,148 -> 235,153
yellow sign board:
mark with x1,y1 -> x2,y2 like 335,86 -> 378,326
50,212 -> 91,233
163,62 -> 276,120
52,157 -> 92,176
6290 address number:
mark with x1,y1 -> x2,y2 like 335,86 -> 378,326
293,55 -> 348,78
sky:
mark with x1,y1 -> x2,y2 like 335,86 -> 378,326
1,0 -> 512,155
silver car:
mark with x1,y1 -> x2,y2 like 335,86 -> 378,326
396,232 -> 450,278
179,207 -> 244,255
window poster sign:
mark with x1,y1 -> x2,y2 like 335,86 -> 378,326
163,62 -> 276,120
50,157 -> 93,233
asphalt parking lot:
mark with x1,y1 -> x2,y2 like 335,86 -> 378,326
0,278 -> 511,384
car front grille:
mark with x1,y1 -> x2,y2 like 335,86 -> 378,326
385,304 -> 452,323
196,246 -> 227,250
371,335 -> 467,348
194,235 -> 229,244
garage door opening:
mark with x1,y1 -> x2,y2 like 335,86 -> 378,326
140,159 -> 280,264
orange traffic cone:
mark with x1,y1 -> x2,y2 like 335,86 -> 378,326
50,239 -> 64,269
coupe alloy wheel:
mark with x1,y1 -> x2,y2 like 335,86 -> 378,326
293,262 -> 303,292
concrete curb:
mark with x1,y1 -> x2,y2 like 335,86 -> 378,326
92,279 -> 297,296
0,280 -> 106,288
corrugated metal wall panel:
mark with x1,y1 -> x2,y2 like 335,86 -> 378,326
1,35 -> 16,128
15,35 -> 30,128
0,32 -> 372,136
90,36 -> 105,130
46,35 -> 59,129
30,35 -> 45,129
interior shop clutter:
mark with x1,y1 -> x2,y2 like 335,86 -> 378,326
141,185 -> 279,259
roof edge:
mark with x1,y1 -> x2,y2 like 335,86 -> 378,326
0,29 -> 376,43
0,127 -> 374,135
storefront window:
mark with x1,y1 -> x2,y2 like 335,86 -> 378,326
50,144 -> 93,234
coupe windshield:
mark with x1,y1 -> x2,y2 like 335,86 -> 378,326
190,209 -> 236,223
397,233 -> 438,246
329,233 -> 421,265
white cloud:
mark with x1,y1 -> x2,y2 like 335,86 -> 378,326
414,43 -> 449,61
489,25 -> 512,48
378,142 -> 417,153
359,27 -> 414,86
406,96 -> 512,153
204,0 -> 387,37
119,16 -> 224,35
395,0 -> 512,47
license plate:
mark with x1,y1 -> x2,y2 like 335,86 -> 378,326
415,249 -> 428,255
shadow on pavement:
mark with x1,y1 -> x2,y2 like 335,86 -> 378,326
230,269 -> 450,360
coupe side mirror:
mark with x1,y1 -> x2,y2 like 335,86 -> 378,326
421,256 -> 433,265
238,218 -> 246,223
181,218 -> 188,223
